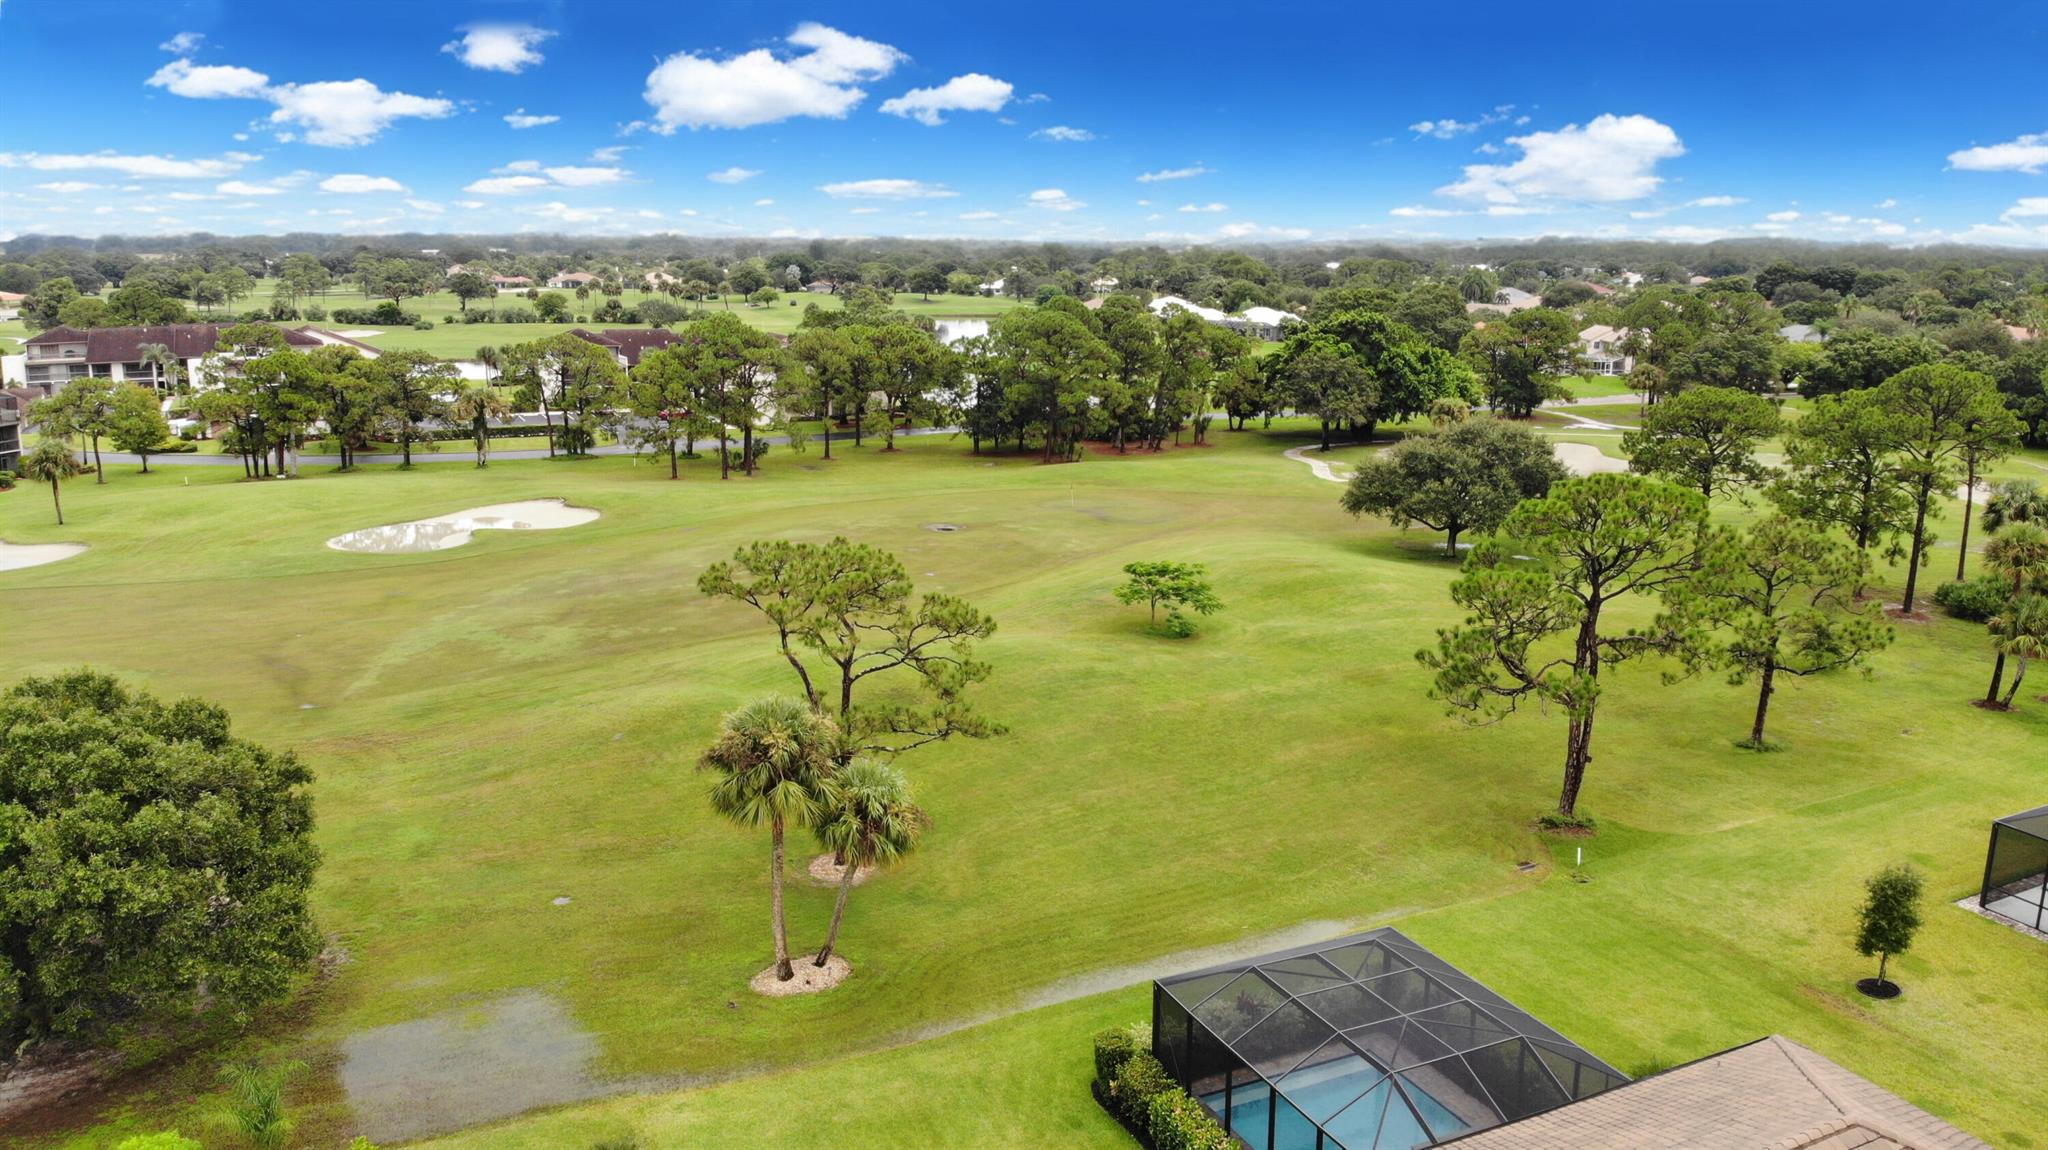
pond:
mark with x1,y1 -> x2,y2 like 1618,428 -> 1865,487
933,319 -> 989,345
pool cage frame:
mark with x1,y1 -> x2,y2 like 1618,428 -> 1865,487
1150,927 -> 1627,1150
1980,803 -> 2048,934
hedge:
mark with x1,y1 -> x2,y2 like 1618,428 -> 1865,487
1934,576 -> 2010,622
1089,1029 -> 1231,1150
1109,1051 -> 1175,1129
1093,1024 -> 1144,1087
1147,1090 -> 1235,1150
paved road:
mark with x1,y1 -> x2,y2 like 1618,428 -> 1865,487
91,425 -> 961,467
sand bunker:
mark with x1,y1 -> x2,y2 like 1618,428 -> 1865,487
1552,442 -> 1629,476
327,499 -> 599,554
0,541 -> 86,571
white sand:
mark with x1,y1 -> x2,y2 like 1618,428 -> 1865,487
1552,442 -> 1629,476
750,954 -> 852,996
0,541 -> 87,571
327,499 -> 600,554
335,329 -> 384,339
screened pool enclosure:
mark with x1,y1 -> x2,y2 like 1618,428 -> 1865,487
1152,928 -> 1627,1150
1981,803 -> 2048,933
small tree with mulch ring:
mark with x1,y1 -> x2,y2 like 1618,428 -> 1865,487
1854,863 -> 1923,998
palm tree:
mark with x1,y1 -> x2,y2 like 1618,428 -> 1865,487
1988,595 -> 2048,709
449,385 -> 510,468
699,696 -> 842,981
475,345 -> 500,383
1982,523 -> 2048,705
137,342 -> 183,394
18,440 -> 88,525
1983,479 -> 2048,533
811,759 -> 927,966
216,1060 -> 303,1150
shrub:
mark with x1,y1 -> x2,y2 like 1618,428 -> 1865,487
1160,610 -> 1199,639
302,305 -> 326,322
1933,576 -> 2009,622
1147,1090 -> 1233,1150
330,305 -> 420,326
1537,810 -> 1596,832
1092,1024 -> 1144,1088
0,470 -> 14,490
498,306 -> 538,324
1108,1050 -> 1175,1127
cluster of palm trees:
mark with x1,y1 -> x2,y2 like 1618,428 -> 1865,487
1980,485 -> 2048,709
698,696 -> 928,983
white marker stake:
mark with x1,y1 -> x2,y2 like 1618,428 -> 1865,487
1576,847 -> 1583,867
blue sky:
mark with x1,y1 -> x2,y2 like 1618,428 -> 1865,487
4,0 -> 2048,247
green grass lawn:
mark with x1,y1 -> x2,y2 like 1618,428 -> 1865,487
226,283 -> 1028,357
4,428 -> 2045,1149
1556,374 -> 1637,399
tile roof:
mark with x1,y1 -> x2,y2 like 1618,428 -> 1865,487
569,327 -> 681,366
1443,1036 -> 1990,1150
27,323 -> 319,361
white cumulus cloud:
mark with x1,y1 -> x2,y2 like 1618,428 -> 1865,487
1137,165 -> 1210,183
543,165 -> 626,187
465,174 -> 553,195
1948,131 -> 2048,174
159,31 -> 205,54
1032,125 -> 1094,142
148,60 -> 454,146
146,58 -> 271,99
643,22 -> 905,131
265,80 -> 455,147
0,151 -> 248,179
707,166 -> 761,184
443,25 -> 556,73
879,73 -> 1013,126
320,173 -> 406,194
504,110 -> 560,129
1178,202 -> 1227,213
959,210 -> 1000,220
818,178 -> 956,199
1437,113 -> 1683,204
1029,188 -> 1083,211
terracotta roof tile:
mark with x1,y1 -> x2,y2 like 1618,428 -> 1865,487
1444,1037 -> 1989,1150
